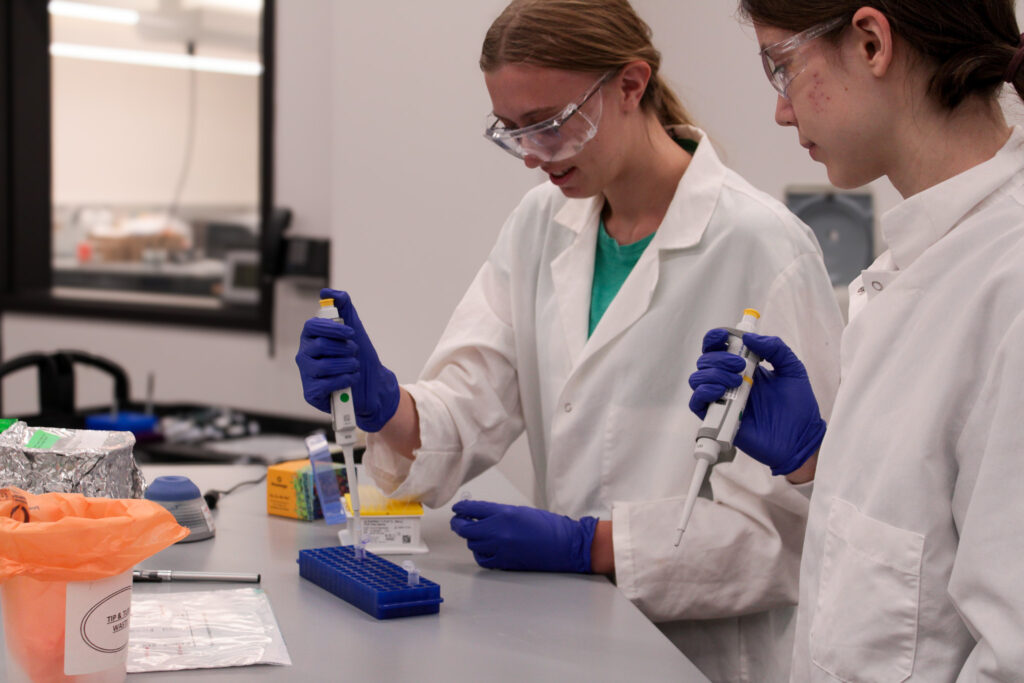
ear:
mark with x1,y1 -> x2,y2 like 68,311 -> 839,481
615,60 -> 652,111
850,7 -> 894,77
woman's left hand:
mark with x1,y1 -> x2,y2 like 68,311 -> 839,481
450,500 -> 597,573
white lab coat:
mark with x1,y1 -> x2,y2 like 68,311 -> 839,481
365,126 -> 844,682
791,127 -> 1024,682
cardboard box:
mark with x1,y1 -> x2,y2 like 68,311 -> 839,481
266,458 -> 348,521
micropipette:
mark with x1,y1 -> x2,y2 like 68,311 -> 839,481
317,298 -> 362,546
674,309 -> 761,547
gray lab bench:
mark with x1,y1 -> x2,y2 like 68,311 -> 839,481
1,465 -> 708,682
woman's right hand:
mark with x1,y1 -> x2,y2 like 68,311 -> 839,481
295,288 -> 400,432
688,330 -> 826,476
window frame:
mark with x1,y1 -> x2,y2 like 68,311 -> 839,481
0,0 -> 276,333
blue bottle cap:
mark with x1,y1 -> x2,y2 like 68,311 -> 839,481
145,475 -> 201,502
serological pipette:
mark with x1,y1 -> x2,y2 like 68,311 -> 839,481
318,298 -> 362,546
674,309 -> 761,547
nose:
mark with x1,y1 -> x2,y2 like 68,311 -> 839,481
774,94 -> 796,127
523,154 -> 543,169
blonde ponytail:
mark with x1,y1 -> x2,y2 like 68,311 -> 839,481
481,0 -> 694,126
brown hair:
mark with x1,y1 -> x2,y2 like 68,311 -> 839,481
738,0 -> 1024,109
480,0 -> 694,127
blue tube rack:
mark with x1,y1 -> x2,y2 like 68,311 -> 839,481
298,546 -> 443,619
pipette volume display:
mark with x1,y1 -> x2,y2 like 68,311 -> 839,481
674,309 -> 761,546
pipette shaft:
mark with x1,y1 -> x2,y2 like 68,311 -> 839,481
318,299 -> 362,544
675,309 -> 761,546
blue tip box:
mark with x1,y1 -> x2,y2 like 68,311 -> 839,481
298,546 -> 442,619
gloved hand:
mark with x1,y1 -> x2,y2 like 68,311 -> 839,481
450,500 -> 598,573
295,288 -> 400,432
688,330 -> 826,475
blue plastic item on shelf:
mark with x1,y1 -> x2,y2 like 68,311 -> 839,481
85,411 -> 159,436
298,545 -> 443,619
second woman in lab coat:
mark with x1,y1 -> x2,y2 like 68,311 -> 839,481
689,1 -> 1024,680
297,1 -> 843,680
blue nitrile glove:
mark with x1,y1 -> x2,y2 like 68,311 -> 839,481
450,500 -> 598,573
295,288 -> 400,432
688,330 -> 826,475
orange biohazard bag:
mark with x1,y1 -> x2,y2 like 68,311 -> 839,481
0,487 -> 188,682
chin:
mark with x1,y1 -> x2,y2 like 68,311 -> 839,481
557,185 -> 596,199
825,166 -> 875,191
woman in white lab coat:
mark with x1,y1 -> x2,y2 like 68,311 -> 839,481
297,1 -> 842,680
689,1 -> 1024,680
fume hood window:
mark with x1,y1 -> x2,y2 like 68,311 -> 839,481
49,0 -> 264,309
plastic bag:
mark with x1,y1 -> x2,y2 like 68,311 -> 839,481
0,487 -> 187,682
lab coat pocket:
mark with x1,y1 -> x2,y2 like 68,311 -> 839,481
810,497 -> 923,683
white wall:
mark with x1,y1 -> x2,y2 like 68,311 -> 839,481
6,2 -> 1024,500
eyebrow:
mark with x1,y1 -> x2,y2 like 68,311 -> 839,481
496,104 -> 562,129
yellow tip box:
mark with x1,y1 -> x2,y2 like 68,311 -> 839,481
338,485 -> 427,554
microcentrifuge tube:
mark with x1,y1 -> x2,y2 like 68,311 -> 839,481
354,533 -> 370,561
402,560 -> 421,587
459,490 -> 473,502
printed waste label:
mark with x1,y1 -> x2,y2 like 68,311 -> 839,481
64,570 -> 132,675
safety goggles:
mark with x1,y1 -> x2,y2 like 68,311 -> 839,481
484,72 -> 613,162
760,17 -> 846,98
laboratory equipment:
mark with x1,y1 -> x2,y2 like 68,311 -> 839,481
484,71 -> 611,162
0,487 -> 187,682
297,545 -> 442,619
265,457 -> 348,521
145,475 -> 216,542
316,298 -> 363,545
0,421 -> 145,498
787,189 -> 874,287
338,484 -> 428,554
402,561 -> 420,587
305,433 -> 347,525
674,309 -> 761,547
132,569 -> 261,583
354,534 -> 370,561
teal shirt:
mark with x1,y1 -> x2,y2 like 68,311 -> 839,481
586,136 -> 697,337
588,219 -> 655,337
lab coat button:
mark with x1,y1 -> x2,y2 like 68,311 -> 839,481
564,403 -> 573,413
871,281 -> 884,291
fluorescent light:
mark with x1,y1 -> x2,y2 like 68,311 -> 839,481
48,1 -> 140,25
50,43 -> 263,76
183,0 -> 262,12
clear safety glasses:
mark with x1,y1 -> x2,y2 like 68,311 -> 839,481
484,72 -> 613,163
760,16 -> 846,98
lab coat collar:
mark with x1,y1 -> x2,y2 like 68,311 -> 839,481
881,126 -> 1024,271
551,125 -> 724,369
552,125 -> 723,252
